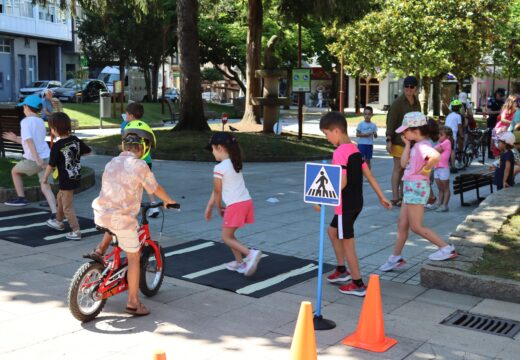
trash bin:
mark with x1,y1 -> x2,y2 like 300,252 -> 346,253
99,91 -> 111,118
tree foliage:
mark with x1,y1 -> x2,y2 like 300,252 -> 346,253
326,0 -> 507,80
492,0 -> 520,89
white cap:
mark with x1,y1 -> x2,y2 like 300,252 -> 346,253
498,131 -> 515,146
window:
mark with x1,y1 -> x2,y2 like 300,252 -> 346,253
28,55 -> 37,83
0,39 -> 11,53
38,0 -> 56,22
360,77 -> 380,105
20,0 -> 33,17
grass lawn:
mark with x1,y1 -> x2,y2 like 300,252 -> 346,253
470,212 -> 520,281
86,129 -> 334,162
62,102 -> 240,128
0,158 -> 40,188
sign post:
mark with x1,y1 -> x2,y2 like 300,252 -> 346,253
304,161 -> 341,330
221,112 -> 228,131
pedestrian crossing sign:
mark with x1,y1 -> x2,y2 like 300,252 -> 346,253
304,163 -> 341,206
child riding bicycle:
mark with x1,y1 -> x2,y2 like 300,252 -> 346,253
91,133 -> 176,316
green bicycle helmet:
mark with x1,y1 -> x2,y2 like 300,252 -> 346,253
450,99 -> 462,107
122,121 -> 156,159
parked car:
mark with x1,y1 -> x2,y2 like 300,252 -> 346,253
53,79 -> 108,102
202,91 -> 221,103
162,88 -> 179,102
19,80 -> 62,100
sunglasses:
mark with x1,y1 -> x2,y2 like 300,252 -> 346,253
404,85 -> 416,89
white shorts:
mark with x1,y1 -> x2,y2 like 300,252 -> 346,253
111,228 -> 140,253
434,167 -> 450,181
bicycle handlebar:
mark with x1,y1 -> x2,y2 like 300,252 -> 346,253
141,202 -> 181,210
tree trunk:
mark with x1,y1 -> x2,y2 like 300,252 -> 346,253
143,64 -> 152,102
152,62 -> 159,102
241,0 -> 263,124
432,75 -> 441,116
419,77 -> 431,115
173,0 -> 209,131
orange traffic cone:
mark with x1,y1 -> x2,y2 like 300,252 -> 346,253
290,301 -> 317,360
343,274 -> 397,352
153,349 -> 167,360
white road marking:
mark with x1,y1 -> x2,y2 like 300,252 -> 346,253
0,211 -> 48,221
44,227 -> 98,241
235,263 -> 318,295
165,242 -> 215,257
0,219 -> 68,233
182,254 -> 269,280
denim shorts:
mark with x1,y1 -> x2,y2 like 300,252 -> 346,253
403,180 -> 430,205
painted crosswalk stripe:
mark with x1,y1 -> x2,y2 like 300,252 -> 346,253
182,254 -> 269,280
165,242 -> 215,257
235,263 -> 318,295
0,222 -> 47,232
44,227 -> 98,241
0,211 -> 48,221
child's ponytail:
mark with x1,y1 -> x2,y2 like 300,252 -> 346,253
225,137 -> 243,173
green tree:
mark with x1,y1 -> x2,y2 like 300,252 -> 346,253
492,0 -> 520,93
327,0 -> 507,114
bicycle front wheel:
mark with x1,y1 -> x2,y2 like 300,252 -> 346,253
68,262 -> 107,322
464,145 -> 475,168
140,243 -> 165,297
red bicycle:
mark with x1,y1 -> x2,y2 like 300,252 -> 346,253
68,202 -> 180,322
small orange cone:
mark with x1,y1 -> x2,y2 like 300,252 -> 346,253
343,274 -> 397,352
290,301 -> 317,360
153,349 -> 167,360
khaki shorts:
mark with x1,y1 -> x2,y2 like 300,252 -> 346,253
13,158 -> 49,182
111,228 -> 140,253
390,145 -> 404,158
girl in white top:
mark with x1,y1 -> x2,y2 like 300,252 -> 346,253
204,132 -> 262,276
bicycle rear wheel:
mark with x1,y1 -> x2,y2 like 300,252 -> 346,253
139,243 -> 165,297
464,145 -> 475,168
68,262 -> 107,322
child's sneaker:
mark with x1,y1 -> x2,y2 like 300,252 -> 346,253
244,249 -> 262,276
379,255 -> 406,272
326,269 -> 352,283
428,245 -> 457,261
435,205 -> 449,212
425,203 -> 438,210
46,218 -> 65,231
225,260 -> 246,273
66,231 -> 82,241
338,282 -> 367,297
4,197 -> 28,206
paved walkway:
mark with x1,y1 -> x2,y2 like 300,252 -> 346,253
1,124 -> 517,359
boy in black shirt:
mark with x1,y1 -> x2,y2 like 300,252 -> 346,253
43,112 -> 91,240
493,132 -> 515,190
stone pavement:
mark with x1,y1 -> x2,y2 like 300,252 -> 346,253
2,131 -> 517,359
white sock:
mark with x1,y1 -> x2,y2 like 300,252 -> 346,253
389,255 -> 401,262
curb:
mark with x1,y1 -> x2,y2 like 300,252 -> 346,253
420,186 -> 520,303
92,147 -> 331,163
0,167 -> 96,203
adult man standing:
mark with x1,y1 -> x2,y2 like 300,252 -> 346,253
385,76 -> 421,206
41,89 -> 54,122
484,88 -> 505,159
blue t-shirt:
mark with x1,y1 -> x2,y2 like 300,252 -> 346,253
494,150 -> 515,190
509,111 -> 520,132
41,98 -> 53,121
356,121 -> 378,145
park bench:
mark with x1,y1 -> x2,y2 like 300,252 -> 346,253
0,105 -> 24,158
202,100 -> 217,120
159,97 -> 178,124
453,170 -> 494,206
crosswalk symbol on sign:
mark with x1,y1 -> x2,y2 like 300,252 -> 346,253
304,163 -> 341,206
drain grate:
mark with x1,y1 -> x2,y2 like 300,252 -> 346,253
441,310 -> 520,338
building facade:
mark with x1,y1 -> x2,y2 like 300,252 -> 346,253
0,0 -> 80,102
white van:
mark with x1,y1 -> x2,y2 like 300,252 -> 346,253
97,66 -> 148,102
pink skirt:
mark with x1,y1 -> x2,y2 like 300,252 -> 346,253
223,199 -> 255,228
